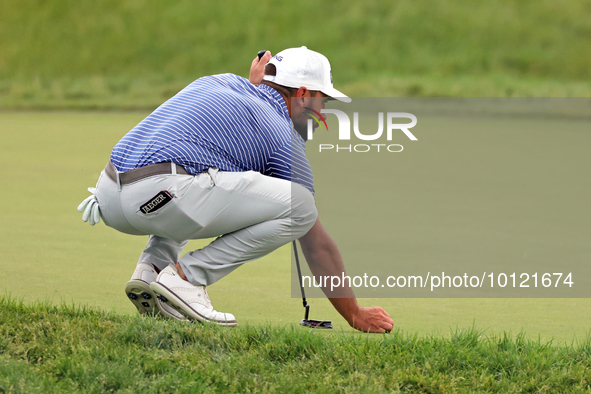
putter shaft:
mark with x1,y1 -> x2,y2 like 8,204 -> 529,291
292,241 -> 332,329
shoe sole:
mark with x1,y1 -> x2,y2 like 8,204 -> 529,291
150,282 -> 238,327
155,298 -> 188,321
125,279 -> 158,315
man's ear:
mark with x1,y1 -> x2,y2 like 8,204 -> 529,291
293,87 -> 308,108
294,87 -> 308,98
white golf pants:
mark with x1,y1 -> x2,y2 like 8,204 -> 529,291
94,168 -> 318,286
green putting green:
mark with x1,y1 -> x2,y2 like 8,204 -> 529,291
1,111 -> 589,344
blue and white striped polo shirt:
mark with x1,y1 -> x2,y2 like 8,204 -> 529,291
110,73 -> 314,194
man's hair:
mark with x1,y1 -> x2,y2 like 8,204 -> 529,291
263,64 -> 298,98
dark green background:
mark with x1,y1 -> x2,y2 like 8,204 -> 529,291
2,0 -> 591,108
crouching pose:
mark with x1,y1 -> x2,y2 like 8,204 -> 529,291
78,47 -> 394,333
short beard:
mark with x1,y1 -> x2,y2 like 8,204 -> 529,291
293,119 -> 308,141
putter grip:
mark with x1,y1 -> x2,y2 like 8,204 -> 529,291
257,50 -> 267,60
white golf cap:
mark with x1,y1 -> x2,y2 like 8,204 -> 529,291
262,46 -> 351,103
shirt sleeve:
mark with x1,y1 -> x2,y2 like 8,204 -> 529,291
266,140 -> 315,196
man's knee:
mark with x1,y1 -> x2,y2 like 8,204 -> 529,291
291,184 -> 318,238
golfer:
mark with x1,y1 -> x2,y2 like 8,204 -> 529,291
78,46 -> 394,333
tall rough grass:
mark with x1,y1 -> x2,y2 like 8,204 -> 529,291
2,297 -> 591,393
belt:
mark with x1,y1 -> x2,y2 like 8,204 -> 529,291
104,161 -> 189,185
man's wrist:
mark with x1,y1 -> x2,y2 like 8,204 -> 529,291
328,297 -> 361,326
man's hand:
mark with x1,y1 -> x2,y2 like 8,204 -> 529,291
348,306 -> 393,333
299,218 -> 395,333
249,50 -> 271,84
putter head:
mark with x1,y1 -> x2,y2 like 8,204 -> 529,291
300,319 -> 333,329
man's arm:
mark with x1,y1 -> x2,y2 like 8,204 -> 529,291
298,218 -> 394,333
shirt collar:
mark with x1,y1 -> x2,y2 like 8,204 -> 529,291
257,84 -> 290,119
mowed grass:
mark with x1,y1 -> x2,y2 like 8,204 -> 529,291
1,111 -> 591,346
3,297 -> 591,393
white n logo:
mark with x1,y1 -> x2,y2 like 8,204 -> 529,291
310,110 -> 417,141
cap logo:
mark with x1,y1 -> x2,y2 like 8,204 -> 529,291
330,70 -> 333,84
274,55 -> 283,62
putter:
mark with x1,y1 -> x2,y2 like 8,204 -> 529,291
292,240 -> 333,329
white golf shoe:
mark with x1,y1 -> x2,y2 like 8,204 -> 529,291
150,264 -> 238,327
125,262 -> 186,321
